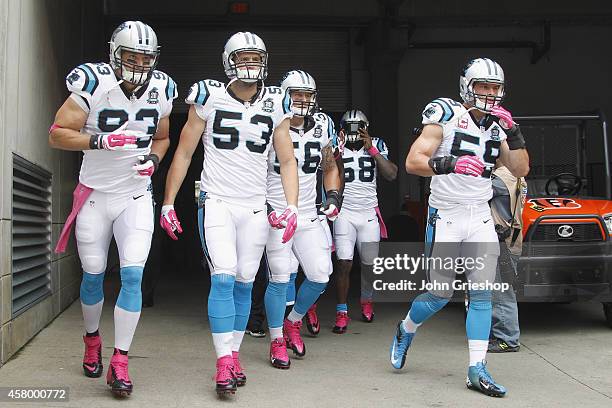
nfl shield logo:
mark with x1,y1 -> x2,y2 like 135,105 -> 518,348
490,126 -> 500,141
263,98 -> 275,113
147,88 -> 159,104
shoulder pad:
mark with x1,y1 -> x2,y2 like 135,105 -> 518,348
372,137 -> 389,156
263,86 -> 291,114
314,112 -> 336,124
264,86 -> 284,96
66,63 -> 103,96
314,112 -> 337,145
150,71 -> 178,100
422,97 -> 463,125
185,79 -> 224,106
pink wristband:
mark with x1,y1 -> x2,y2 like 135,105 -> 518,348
368,146 -> 380,156
49,123 -> 62,134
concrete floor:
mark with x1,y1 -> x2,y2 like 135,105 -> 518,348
0,273 -> 611,408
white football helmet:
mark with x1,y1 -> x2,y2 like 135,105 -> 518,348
280,70 -> 317,117
222,32 -> 268,83
340,110 -> 369,143
109,21 -> 160,86
459,58 -> 505,112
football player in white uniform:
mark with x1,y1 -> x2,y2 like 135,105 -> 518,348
333,110 -> 397,333
49,21 -> 176,397
161,32 -> 298,395
389,58 -> 529,398
265,70 -> 341,368
284,167 -> 339,337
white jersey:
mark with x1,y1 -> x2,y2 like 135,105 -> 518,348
341,137 -> 389,211
66,62 -> 177,195
186,80 -> 292,207
267,112 -> 337,216
422,97 -> 508,209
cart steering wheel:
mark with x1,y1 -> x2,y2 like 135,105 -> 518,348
545,172 -> 583,196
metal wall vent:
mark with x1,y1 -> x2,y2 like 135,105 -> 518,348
11,155 -> 52,317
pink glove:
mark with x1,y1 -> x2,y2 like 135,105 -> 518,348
322,190 -> 342,221
268,211 -> 280,228
322,204 -> 339,221
160,205 -> 183,240
490,105 -> 515,130
91,123 -> 143,151
99,133 -> 138,150
133,154 -> 159,179
272,205 -> 298,243
454,156 -> 485,177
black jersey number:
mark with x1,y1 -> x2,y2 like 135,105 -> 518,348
97,109 -> 159,147
96,65 -> 111,75
212,110 -> 273,153
207,79 -> 223,88
273,141 -> 321,175
302,141 -> 322,174
98,109 -> 159,135
450,131 -> 501,178
152,71 -> 166,80
343,156 -> 375,183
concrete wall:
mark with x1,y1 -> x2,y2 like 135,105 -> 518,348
0,0 -> 89,366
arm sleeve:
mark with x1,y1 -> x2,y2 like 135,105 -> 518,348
65,64 -> 98,113
421,98 -> 455,125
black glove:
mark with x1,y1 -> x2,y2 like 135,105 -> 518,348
505,125 -> 526,150
428,156 -> 457,175
322,190 -> 342,220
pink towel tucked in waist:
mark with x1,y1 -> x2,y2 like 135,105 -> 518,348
54,182 -> 93,253
375,206 -> 388,239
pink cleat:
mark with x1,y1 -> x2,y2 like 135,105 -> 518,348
82,334 -> 103,378
283,319 -> 306,357
215,355 -> 237,395
306,304 -> 320,336
332,311 -> 350,334
360,299 -> 375,323
232,351 -> 246,387
106,352 -> 132,397
270,337 -> 291,369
